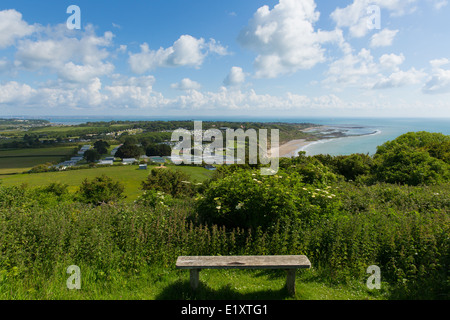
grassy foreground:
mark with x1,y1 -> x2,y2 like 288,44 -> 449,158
0,267 -> 387,300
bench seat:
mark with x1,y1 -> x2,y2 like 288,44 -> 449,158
176,255 -> 311,295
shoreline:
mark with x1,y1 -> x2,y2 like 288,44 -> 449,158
275,129 -> 383,158
271,139 -> 315,158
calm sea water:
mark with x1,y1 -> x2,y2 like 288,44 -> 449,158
32,116 -> 450,156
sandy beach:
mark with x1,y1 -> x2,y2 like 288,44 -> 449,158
270,139 -> 313,158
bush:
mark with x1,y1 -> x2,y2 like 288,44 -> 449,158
135,189 -> 174,209
196,169 -> 341,230
142,168 -> 196,198
76,175 -> 125,205
373,132 -> 450,185
373,148 -> 449,185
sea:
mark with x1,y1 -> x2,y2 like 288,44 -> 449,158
17,116 -> 450,157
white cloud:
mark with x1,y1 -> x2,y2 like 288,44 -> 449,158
423,58 -> 450,94
0,9 -> 36,49
171,78 -> 202,91
238,0 -> 344,78
324,49 -> 426,90
431,0 -> 448,10
324,48 -> 379,88
331,0 -> 416,38
430,58 -> 449,69
57,62 -> 115,83
0,78 -> 107,109
223,66 -> 246,86
128,35 -> 228,74
0,81 -> 35,104
105,75 -> 169,109
379,53 -> 405,70
370,29 -> 399,47
14,26 -> 115,83
373,68 -> 426,89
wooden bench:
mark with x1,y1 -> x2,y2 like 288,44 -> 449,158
176,255 -> 311,296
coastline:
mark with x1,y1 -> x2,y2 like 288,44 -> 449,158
275,129 -> 384,158
271,139 -> 315,158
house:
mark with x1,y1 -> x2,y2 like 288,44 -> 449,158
98,160 -> 113,165
122,158 -> 137,165
70,156 -> 84,162
104,157 -> 115,161
139,164 -> 147,170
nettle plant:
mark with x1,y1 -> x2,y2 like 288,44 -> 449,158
195,168 -> 341,230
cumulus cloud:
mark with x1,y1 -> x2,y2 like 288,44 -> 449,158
0,9 -> 36,49
14,26 -> 115,83
331,0 -> 416,38
379,53 -> 405,70
0,81 -> 36,104
128,35 -> 228,74
423,58 -> 450,94
105,75 -> 166,109
238,0 -> 344,78
370,28 -> 399,47
223,66 -> 246,86
373,68 -> 426,89
324,48 -> 379,88
324,49 -> 426,90
171,78 -> 202,91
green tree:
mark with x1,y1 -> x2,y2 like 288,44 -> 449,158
115,144 -> 143,159
145,143 -> 172,156
84,149 -> 101,163
93,140 -> 110,155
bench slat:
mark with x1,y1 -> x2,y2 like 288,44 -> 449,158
176,255 -> 311,270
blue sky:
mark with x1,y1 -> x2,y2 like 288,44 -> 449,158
0,0 -> 450,118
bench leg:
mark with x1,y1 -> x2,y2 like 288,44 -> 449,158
286,269 -> 296,296
190,269 -> 200,291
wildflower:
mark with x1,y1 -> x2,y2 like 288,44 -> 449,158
216,206 -> 221,210
236,202 -> 244,210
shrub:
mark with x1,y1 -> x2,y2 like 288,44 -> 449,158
142,168 -> 196,198
196,169 -> 341,230
135,189 -> 174,209
373,132 -> 450,185
76,175 -> 125,205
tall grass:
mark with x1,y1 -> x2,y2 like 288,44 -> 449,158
1,182 -> 449,299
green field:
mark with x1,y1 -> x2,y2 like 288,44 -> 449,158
0,164 -> 214,201
0,146 -> 76,176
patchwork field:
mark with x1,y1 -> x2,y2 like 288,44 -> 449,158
0,146 -> 76,176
